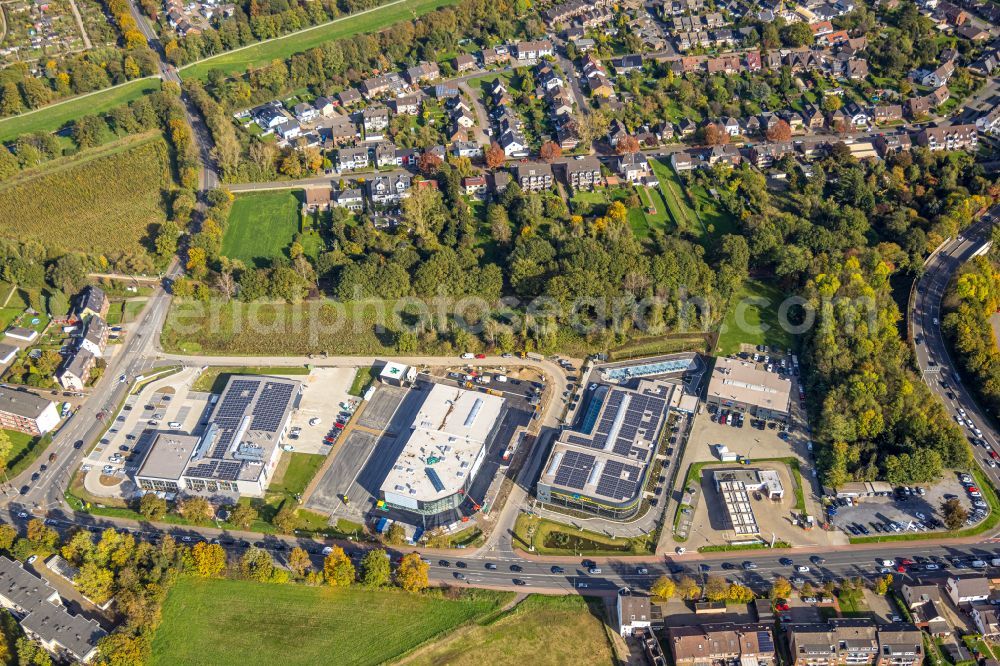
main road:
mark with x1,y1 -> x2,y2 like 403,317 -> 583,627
911,212 -> 1000,487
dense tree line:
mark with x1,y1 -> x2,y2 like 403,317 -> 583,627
943,235 -> 1000,422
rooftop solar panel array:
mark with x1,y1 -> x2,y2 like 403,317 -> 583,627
588,389 -> 666,460
552,450 -> 596,490
251,382 -> 294,432
594,460 -> 641,501
210,379 -> 258,457
185,459 -> 243,481
758,631 -> 775,653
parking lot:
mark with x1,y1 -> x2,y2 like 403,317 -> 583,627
828,473 -> 987,537
285,368 -> 358,454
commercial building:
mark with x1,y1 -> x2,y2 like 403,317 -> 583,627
0,556 -> 105,663
133,375 -> 301,498
712,467 -> 786,536
0,387 -> 59,436
536,379 -> 673,519
706,357 -> 791,421
379,383 -> 505,515
379,361 -> 416,387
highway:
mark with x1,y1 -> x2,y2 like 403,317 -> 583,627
911,212 -> 1000,488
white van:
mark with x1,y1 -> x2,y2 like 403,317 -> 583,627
495,375 -> 508,383
168,421 -> 182,429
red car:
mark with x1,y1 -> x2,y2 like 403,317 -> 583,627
991,451 -> 999,460
968,486 -> 979,492
334,422 -> 345,430
324,436 -> 337,444
896,565 -> 907,573
475,353 -> 486,359
775,602 -> 790,611
900,558 -> 914,565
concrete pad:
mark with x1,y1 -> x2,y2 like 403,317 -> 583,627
357,386 -> 406,431
287,367 -> 358,454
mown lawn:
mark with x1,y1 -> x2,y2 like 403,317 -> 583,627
269,452 -> 325,497
407,595 -> 615,666
151,578 -> 511,666
221,191 -> 305,267
717,279 -> 793,355
192,365 -> 311,393
181,0 -> 460,80
0,78 -> 161,142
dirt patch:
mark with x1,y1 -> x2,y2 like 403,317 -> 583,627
98,474 -> 122,487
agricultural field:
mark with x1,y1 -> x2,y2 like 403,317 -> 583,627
716,279 -> 793,356
0,132 -> 172,255
0,78 -> 160,142
151,578 -> 510,666
180,0 -> 460,80
405,596 -> 615,666
221,191 -> 310,266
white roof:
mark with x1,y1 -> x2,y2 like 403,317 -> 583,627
380,361 -> 410,380
707,357 -> 791,413
380,384 -> 504,502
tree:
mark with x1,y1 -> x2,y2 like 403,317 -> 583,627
771,577 -> 792,600
704,575 -> 729,601
766,119 -> 792,142
676,575 -> 701,600
703,123 -> 730,146
488,205 -> 512,245
780,21 -> 814,47
941,497 -> 968,531
138,494 -> 167,520
396,553 -> 429,592
94,632 -> 148,666
384,522 -> 406,546
874,574 -> 893,595
650,575 -> 676,599
485,142 -> 505,169
361,549 -> 391,587
238,547 -> 274,582
539,141 -> 562,162
0,431 -> 11,469
288,547 -> 311,576
25,519 -> 57,551
191,542 -> 227,577
178,496 -> 212,522
417,150 -> 442,175
323,546 -> 356,586
728,583 -> 755,603
272,504 -> 299,533
228,503 -> 257,529
75,562 -> 114,604
821,94 -> 843,113
72,115 -> 105,149
15,637 -> 52,666
615,134 -> 640,155
0,524 -> 15,552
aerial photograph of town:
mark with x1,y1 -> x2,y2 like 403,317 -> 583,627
1,0 -> 1000,661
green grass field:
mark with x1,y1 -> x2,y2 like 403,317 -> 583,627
270,453 -> 325,497
0,78 -> 161,142
406,595 -> 615,666
180,0 -> 460,80
221,191 -> 305,267
3,429 -> 45,477
716,279 -> 793,355
151,578 -> 511,666
192,365 -> 310,393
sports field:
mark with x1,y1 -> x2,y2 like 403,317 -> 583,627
221,191 -> 305,267
0,78 -> 161,142
404,595 -> 615,666
180,0 -> 460,80
151,578 -> 510,666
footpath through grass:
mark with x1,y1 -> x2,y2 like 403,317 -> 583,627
151,578 -> 512,666
0,78 -> 161,142
181,0 -> 460,80
404,595 -> 615,666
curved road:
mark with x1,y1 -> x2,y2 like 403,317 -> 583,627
912,212 -> 1000,487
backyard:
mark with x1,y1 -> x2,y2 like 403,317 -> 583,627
650,158 -> 739,246
151,578 -> 511,666
570,185 -> 672,240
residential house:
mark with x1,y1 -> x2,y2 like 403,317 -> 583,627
617,152 -> 651,183
617,589 -> 655,637
671,151 -> 694,171
608,119 -> 630,147
250,103 -> 287,131
976,104 -> 1000,136
916,125 -> 978,152
56,350 -> 96,391
368,174 -> 412,206
375,142 -> 398,168
677,118 -> 697,137
389,95 -> 420,116
76,286 -> 109,320
873,104 -> 903,124
462,175 -> 487,195
972,605 -> 1000,638
787,619 -> 878,666
360,72 -> 405,98
454,54 -> 477,72
749,141 -> 795,168
970,50 -> 999,76
434,83 -> 460,98
323,116 -> 359,145
564,156 -> 602,191
513,162 -> 554,191
669,623 -> 776,666
514,40 -> 554,61
79,316 -> 108,358
956,24 -> 989,40
304,188 -> 333,212
945,574 -> 990,606
877,625 -> 924,666
707,144 -> 741,167
362,106 -> 391,135
921,60 -> 954,87
490,170 -> 511,193
453,141 -> 482,158
275,119 -> 301,140
500,131 -> 529,157
338,146 -> 370,171
293,102 -> 318,123
612,55 -> 643,73
481,47 -> 511,66
314,96 -> 335,117
906,96 -> 933,119
844,103 -> 870,128
405,61 -> 440,85
901,582 -> 941,609
333,188 -> 364,211
338,88 -> 362,107
929,85 -> 951,107
556,122 -> 581,150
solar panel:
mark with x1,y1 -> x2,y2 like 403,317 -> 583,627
552,450 -> 596,490
757,632 -> 774,653
595,460 -> 641,500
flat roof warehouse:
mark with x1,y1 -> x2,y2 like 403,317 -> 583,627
706,357 -> 791,414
